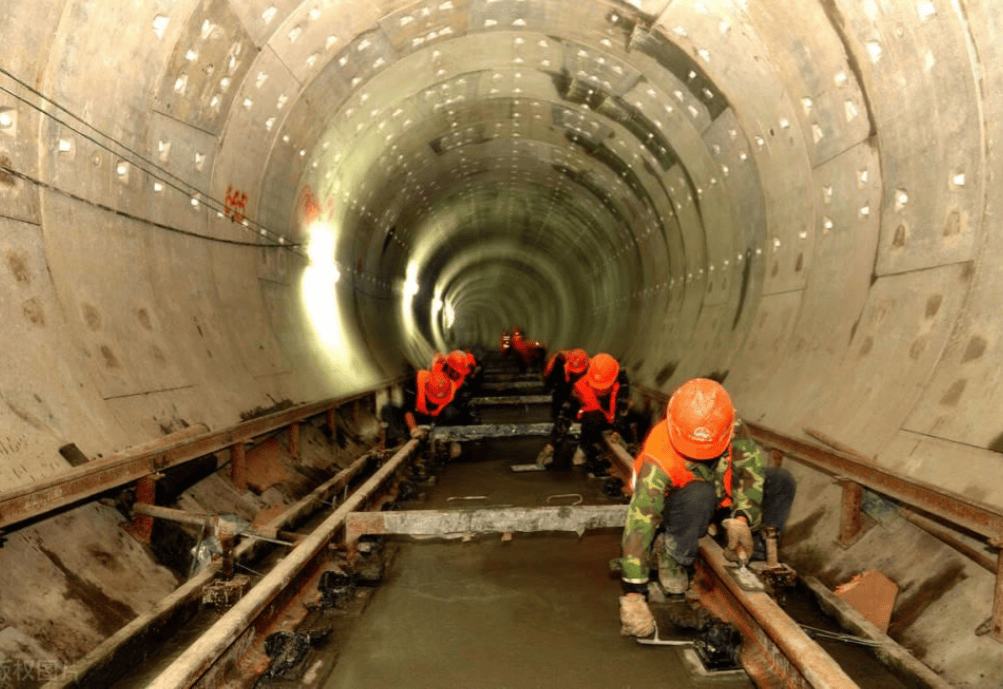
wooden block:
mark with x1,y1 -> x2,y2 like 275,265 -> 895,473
835,570 -> 899,632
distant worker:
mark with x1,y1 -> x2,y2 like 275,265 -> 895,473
501,326 -> 547,373
537,353 -> 629,473
618,378 -> 796,638
534,348 -> 590,467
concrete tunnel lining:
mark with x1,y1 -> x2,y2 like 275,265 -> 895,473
1,0 -> 1003,685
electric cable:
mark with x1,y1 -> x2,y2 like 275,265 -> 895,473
0,65 -> 286,244
0,162 -> 298,249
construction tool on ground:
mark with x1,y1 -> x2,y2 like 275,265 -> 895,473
726,561 -> 766,592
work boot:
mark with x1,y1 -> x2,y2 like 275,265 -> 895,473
657,547 -> 688,595
535,443 -> 555,468
571,447 -> 587,466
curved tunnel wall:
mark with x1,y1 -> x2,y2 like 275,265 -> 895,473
1,0 -> 1002,681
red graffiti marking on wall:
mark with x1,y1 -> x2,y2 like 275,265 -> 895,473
225,186 -> 248,223
301,186 -> 321,223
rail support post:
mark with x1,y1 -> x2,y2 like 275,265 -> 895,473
326,407 -> 339,446
837,479 -> 872,547
230,442 -> 247,491
289,422 -> 300,461
124,474 -> 161,544
991,537 -> 1003,643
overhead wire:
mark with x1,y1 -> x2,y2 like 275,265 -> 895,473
0,162 -> 295,248
0,65 -> 298,250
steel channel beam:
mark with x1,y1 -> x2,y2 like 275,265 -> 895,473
0,383 -> 396,531
345,505 -> 629,543
145,438 -> 419,689
45,449 -> 379,689
431,422 -> 579,441
747,423 -> 1003,541
694,537 -> 859,688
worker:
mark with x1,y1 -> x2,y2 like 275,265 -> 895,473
574,353 -> 631,474
534,348 -> 590,467
618,378 -> 797,638
381,368 -> 470,447
537,353 -> 629,472
501,326 -> 547,373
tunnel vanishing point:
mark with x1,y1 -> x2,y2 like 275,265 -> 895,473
1,0 -> 1003,686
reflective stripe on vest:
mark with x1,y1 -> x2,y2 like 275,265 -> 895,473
631,419 -> 732,506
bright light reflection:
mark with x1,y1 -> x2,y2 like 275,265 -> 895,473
444,300 -> 456,328
301,222 -> 347,359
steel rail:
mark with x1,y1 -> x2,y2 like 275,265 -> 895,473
146,438 -> 420,689
0,382 -> 398,532
694,538 -> 860,688
746,422 -> 1003,541
44,447 -> 380,689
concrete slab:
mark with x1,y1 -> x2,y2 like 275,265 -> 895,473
322,453 -> 752,688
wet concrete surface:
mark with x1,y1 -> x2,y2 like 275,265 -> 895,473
321,441 -> 755,689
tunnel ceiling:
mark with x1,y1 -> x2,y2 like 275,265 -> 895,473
238,0 -> 765,369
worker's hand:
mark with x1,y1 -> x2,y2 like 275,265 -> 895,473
722,517 -> 753,565
410,426 -> 426,440
607,431 -> 622,446
619,593 -> 655,637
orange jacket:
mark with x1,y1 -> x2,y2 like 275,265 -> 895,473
415,370 -> 454,417
573,377 -> 620,424
632,419 -> 733,507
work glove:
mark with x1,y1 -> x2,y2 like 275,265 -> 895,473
410,426 -> 426,440
619,593 -> 655,637
722,517 -> 753,565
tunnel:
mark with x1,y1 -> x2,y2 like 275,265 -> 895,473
1,0 -> 1002,685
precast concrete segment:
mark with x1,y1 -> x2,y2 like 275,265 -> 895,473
145,438 -> 420,689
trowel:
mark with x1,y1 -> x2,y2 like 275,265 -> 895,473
725,561 -> 765,592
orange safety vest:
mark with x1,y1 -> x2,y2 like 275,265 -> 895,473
573,377 -> 620,425
415,370 -> 454,417
544,351 -> 580,384
632,419 -> 733,507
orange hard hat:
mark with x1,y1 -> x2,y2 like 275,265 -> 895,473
586,353 -> 619,391
447,350 -> 470,376
666,378 -> 735,460
565,348 -> 589,375
424,371 -> 453,404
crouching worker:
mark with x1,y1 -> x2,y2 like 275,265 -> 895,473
382,369 -> 468,448
534,348 -> 589,467
618,378 -> 796,637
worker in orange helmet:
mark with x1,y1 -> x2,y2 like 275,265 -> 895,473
501,326 -> 547,373
617,378 -> 796,638
534,348 -> 590,468
537,353 -> 631,472
381,366 -> 471,448
573,353 -> 632,474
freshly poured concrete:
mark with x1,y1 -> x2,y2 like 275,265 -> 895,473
2,0 -> 1003,684
324,446 -> 751,689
